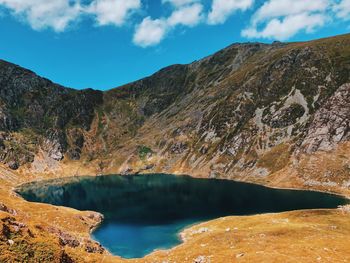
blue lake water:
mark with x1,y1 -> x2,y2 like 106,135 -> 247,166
16,174 -> 348,258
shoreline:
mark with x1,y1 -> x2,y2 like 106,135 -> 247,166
14,172 -> 350,200
11,172 -> 350,260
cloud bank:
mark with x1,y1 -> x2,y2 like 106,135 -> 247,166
133,2 -> 203,47
0,0 -> 141,31
242,0 -> 330,40
0,0 -> 349,46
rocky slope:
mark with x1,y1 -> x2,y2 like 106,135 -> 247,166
0,60 -> 103,168
1,34 -> 348,195
0,35 -> 350,196
0,34 -> 349,262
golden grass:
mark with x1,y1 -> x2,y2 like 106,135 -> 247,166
135,209 -> 350,263
257,143 -> 291,173
1,166 -> 350,263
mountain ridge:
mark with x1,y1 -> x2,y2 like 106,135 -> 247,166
0,33 -> 349,196
0,33 -> 349,263
3,32 -> 349,92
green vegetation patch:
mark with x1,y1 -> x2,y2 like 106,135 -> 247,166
138,145 -> 153,160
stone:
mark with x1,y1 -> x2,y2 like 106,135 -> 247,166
0,203 -> 17,215
197,227 -> 209,233
7,160 -> 19,170
67,148 -> 81,160
170,142 -> 188,154
302,83 -> 350,153
194,255 -> 209,263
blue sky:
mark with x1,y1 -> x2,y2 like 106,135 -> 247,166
0,0 -> 349,90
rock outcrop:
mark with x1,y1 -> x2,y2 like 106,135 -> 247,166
0,35 -> 349,192
301,83 -> 350,153
0,59 -> 103,169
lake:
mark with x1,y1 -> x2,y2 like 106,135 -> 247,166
16,174 -> 348,258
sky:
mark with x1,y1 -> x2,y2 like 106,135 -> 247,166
0,0 -> 349,90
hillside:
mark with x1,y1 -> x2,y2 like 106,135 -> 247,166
0,34 -> 348,195
0,33 -> 349,262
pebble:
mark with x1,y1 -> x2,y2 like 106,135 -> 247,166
193,227 -> 209,234
236,253 -> 245,258
194,255 -> 208,263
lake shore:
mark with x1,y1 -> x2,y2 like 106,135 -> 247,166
15,174 -> 348,259
1,166 -> 350,262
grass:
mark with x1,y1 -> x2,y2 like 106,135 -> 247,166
141,209 -> 350,263
138,145 -> 152,160
0,33 -> 350,263
257,143 -> 291,173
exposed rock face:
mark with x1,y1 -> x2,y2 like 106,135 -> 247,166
0,108 -> 17,130
0,59 -> 103,169
42,129 -> 67,161
0,35 -> 349,189
0,203 -> 17,216
301,83 -> 350,153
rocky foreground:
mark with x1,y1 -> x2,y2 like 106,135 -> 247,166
0,34 -> 349,262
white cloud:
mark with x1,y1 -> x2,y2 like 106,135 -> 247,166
243,0 -> 331,41
168,3 -> 203,26
133,17 -> 168,47
243,13 -> 327,40
208,0 -> 254,25
0,0 -> 141,31
0,0 -> 81,32
253,0 -> 329,24
133,2 -> 204,47
88,0 -> 141,26
333,0 -> 350,20
1,0 -> 346,47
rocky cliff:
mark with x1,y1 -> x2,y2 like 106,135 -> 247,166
0,60 -> 103,169
0,34 -> 349,194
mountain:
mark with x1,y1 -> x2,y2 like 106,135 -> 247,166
0,34 -> 349,263
0,34 -> 349,195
